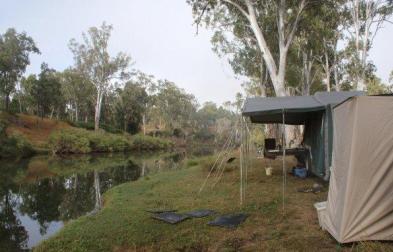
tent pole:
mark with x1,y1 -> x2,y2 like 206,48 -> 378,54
282,109 -> 286,214
323,107 -> 330,181
240,116 -> 243,205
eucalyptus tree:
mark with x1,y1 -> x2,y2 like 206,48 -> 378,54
188,0 -> 308,97
152,80 -> 198,130
131,71 -> 157,134
114,81 -> 148,134
293,0 -> 344,93
60,69 -> 95,122
344,0 -> 393,90
69,22 -> 132,130
22,63 -> 62,118
0,28 -> 39,111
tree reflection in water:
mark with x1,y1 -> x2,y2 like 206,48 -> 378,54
0,153 -> 182,250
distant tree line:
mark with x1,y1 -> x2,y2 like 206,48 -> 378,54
0,24 -> 236,143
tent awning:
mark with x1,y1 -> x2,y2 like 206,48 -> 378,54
242,91 -> 364,124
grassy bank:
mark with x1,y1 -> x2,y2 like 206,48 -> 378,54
34,156 -> 393,251
0,113 -> 174,157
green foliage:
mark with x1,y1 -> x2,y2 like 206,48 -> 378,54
0,28 -> 39,111
59,68 -> 95,122
186,159 -> 199,167
147,130 -> 173,138
130,134 -> 174,151
114,81 -> 148,134
67,120 -> 123,134
173,128 -> 184,138
194,128 -> 215,141
49,128 -> 173,154
67,120 -> 95,130
149,80 -> 198,130
21,63 -> 62,118
89,133 -> 130,152
49,129 -> 91,154
69,22 -> 131,130
0,133 -> 34,159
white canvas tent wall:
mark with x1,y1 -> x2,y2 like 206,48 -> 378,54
322,96 -> 393,243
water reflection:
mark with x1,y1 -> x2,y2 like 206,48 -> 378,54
0,152 -> 194,251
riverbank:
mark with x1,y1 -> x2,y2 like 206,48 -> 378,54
0,113 -> 174,158
34,156 -> 392,251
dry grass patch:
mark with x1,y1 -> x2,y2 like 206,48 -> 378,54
6,113 -> 72,148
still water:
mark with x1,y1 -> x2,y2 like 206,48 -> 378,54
0,151 -> 203,251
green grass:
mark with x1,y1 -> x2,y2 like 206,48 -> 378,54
35,156 -> 393,252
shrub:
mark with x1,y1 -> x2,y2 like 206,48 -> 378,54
66,121 -> 122,134
49,128 -> 132,154
70,121 -> 95,131
130,134 -> 174,151
147,130 -> 172,138
49,129 -> 91,154
90,133 -> 131,152
49,128 -> 174,154
101,124 -> 123,134
173,128 -> 184,138
0,133 -> 35,159
194,128 -> 214,141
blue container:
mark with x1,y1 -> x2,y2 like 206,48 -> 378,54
294,167 -> 307,178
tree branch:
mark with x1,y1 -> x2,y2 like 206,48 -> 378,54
285,0 -> 307,50
222,0 -> 249,18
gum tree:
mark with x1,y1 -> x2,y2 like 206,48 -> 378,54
69,23 -> 131,130
188,0 -> 307,97
0,28 -> 39,111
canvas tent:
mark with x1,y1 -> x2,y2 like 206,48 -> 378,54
242,91 -> 363,178
321,96 -> 393,242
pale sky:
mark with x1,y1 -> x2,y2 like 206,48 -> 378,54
1,0 -> 392,105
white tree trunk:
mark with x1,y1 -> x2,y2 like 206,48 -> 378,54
142,113 -> 146,135
75,102 -> 79,122
94,88 -> 103,131
324,50 -> 331,92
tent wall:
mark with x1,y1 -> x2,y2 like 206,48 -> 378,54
322,96 -> 393,243
303,109 -> 333,178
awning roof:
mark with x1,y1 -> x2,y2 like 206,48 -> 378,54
242,91 -> 364,124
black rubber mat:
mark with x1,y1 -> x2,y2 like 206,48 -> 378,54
208,213 -> 248,228
145,209 -> 177,214
185,209 -> 216,218
152,212 -> 190,224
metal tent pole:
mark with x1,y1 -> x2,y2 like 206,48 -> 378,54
282,109 -> 286,214
240,117 -> 243,205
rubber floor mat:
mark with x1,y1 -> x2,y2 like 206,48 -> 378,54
152,212 -> 190,224
185,209 -> 216,218
145,209 -> 177,214
208,213 -> 248,228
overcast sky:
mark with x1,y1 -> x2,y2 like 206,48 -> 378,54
1,0 -> 392,105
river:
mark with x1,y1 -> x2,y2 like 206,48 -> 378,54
0,150 -> 209,251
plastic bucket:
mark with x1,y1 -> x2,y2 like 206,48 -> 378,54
265,167 -> 273,176
314,201 -> 327,230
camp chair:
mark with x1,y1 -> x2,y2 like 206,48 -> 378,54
264,138 -> 277,160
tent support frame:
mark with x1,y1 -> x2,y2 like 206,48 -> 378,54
282,109 -> 286,214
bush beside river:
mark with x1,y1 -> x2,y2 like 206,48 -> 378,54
49,128 -> 174,154
0,114 -> 35,159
